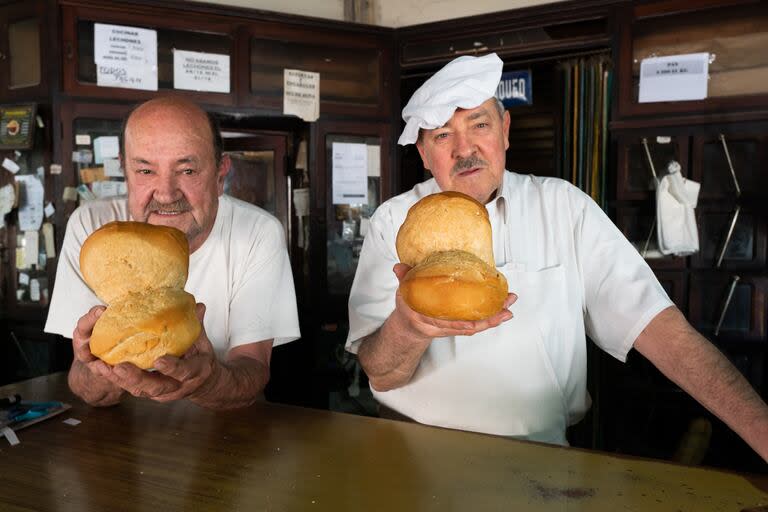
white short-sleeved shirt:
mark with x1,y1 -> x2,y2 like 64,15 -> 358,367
45,194 -> 301,359
347,171 -> 672,433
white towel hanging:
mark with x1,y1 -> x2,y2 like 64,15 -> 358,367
656,161 -> 701,256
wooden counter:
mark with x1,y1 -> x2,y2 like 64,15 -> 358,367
0,373 -> 765,511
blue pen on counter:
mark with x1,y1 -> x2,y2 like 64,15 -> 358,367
1,401 -> 66,427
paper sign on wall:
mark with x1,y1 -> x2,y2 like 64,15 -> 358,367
332,142 -> 368,205
366,145 -> 380,177
23,231 -> 39,269
15,175 -> 44,231
283,69 -> 319,122
173,49 -> 230,93
94,23 -> 158,91
103,158 -> 123,177
639,53 -> 709,103
93,136 -> 120,164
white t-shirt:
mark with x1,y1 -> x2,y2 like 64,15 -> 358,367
347,171 -> 672,436
45,194 -> 301,359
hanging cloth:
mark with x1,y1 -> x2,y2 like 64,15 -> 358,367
656,161 -> 701,256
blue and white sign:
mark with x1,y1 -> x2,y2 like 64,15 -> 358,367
495,70 -> 532,107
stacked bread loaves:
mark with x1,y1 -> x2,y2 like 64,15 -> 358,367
80,221 -> 201,369
396,191 -> 508,320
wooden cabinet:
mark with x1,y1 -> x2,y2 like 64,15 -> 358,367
0,0 -> 50,103
61,3 -> 237,106
616,0 -> 768,119
242,23 -> 393,119
0,0 -> 397,394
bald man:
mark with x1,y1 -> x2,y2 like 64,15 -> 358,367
45,97 -> 300,409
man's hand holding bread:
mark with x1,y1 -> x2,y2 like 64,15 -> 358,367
70,221 -> 219,404
358,192 -> 516,392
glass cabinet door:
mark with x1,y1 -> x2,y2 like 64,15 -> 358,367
0,1 -> 49,102
312,121 -> 392,322
324,134 -> 382,298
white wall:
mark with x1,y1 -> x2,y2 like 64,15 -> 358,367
188,0 -> 559,27
187,0 -> 345,21
377,0 -> 559,27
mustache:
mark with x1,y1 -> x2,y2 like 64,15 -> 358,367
147,198 -> 191,213
452,156 -> 488,175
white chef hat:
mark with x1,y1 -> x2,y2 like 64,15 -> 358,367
398,53 -> 503,146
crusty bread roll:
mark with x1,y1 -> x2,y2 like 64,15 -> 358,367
80,221 -> 188,305
396,191 -> 495,268
80,221 -> 200,369
399,250 -> 508,320
396,192 -> 508,320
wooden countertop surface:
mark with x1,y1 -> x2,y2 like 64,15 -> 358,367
0,373 -> 766,511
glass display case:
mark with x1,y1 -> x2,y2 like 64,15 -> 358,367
324,134 -> 382,298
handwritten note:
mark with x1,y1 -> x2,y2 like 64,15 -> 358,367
94,23 -> 158,91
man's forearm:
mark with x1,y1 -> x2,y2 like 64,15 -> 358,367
357,313 -> 432,392
68,359 -> 125,406
189,357 -> 270,410
635,307 -> 768,461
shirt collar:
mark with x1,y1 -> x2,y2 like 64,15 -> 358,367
485,170 -> 509,224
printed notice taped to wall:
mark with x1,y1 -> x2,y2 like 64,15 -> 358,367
174,50 -> 230,93
94,23 -> 158,91
639,53 -> 709,103
283,69 -> 320,122
332,142 -> 368,205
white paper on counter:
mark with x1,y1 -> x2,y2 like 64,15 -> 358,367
639,53 -> 709,103
94,23 -> 158,91
283,69 -> 319,122
15,175 -> 44,231
332,142 -> 368,205
173,49 -> 230,93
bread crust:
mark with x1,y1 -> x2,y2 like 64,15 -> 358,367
90,288 -> 201,369
80,221 -> 189,305
395,192 -> 507,320
79,221 -> 199,368
396,191 -> 495,268
400,250 -> 508,320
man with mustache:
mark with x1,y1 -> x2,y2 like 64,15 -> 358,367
346,54 -> 768,461
45,97 -> 300,409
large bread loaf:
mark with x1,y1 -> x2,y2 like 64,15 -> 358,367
80,221 -> 201,369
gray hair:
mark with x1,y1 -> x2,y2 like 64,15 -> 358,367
417,96 -> 506,144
